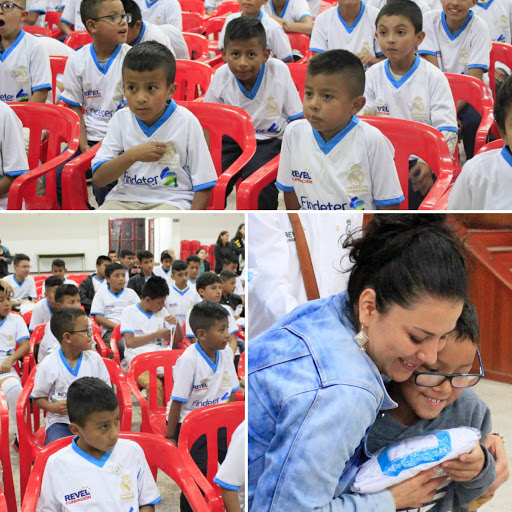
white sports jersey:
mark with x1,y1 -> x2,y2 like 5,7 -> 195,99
36,437 -> 161,511
165,285 -> 201,325
3,275 -> 37,302
135,0 -> 182,30
91,101 -> 217,208
152,265 -> 172,285
185,304 -> 239,338
34,36 -> 75,57
91,275 -> 106,293
25,0 -> 46,27
218,12 -> 293,62
31,348 -> 110,428
60,43 -> 130,142
367,0 -> 432,14
134,21 -> 175,55
214,420 -> 246,509
90,286 -> 139,335
167,343 -> 239,422
362,55 -> 457,135
204,59 -> 303,140
235,276 -> 244,296
157,24 -> 190,60
29,298 -> 52,331
63,278 -> 78,286
187,278 -> 196,289
276,117 -> 404,210
419,10 -> 491,74
262,0 -> 312,23
0,314 -> 29,372
310,4 -> 382,58
448,146 -> 512,210
474,0 -> 512,43
60,0 -> 86,31
0,101 -> 28,209
0,30 -> 51,102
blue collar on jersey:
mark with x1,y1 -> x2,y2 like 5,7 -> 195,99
135,99 -> 177,137
136,302 -> 153,319
235,62 -> 265,100
312,116 -> 359,155
0,29 -> 24,61
195,341 -> 219,373
107,285 -> 125,298
134,21 -> 147,45
476,0 -> 494,10
0,316 -> 7,328
441,9 -> 474,41
146,0 -> 160,8
93,275 -> 105,284
71,436 -> 114,468
90,43 -> 123,75
385,53 -> 421,89
59,348 -> 83,377
172,284 -> 189,295
501,145 -> 512,167
337,2 -> 365,34
45,298 -> 52,314
12,275 -> 25,287
270,0 -> 290,18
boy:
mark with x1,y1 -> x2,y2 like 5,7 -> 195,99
152,250 -> 173,285
120,248 -> 136,283
262,0 -> 313,38
92,41 -> 218,210
219,269 -> 244,321
367,301 -> 496,511
276,50 -> 404,211
205,17 -> 302,209
134,0 -> 182,30
4,253 -> 36,310
0,0 -> 51,103
165,301 -> 240,512
419,0 -> 492,160
222,257 -> 245,298
362,0 -> 458,209
51,259 -> 78,286
165,260 -> 201,326
108,249 -> 118,262
448,75 -> 512,209
28,275 -> 63,332
186,254 -> 201,287
310,0 -> 383,68
367,0 -> 432,13
37,377 -> 161,511
32,308 -> 111,444
59,0 -> 86,36
128,250 -> 155,296
79,254 -> 111,314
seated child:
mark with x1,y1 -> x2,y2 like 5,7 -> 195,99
51,258 -> 78,286
367,300 -> 497,511
276,50 -> 404,211
32,308 -> 111,445
127,250 -> 155,296
4,253 -> 36,310
165,301 -> 240,512
222,257 -> 245,298
134,0 -> 182,30
165,260 -> 201,326
362,0 -> 458,209
368,0 -> 432,14
79,255 -> 111,315
205,17 -> 303,209
219,270 -> 244,324
23,0 -> 46,27
37,377 -> 161,511
0,101 -> 28,209
92,41 -> 218,210
262,0 -> 313,38
59,0 -> 87,35
28,275 -> 63,332
155,22 -> 190,60
186,254 -> 201,288
152,250 -> 173,285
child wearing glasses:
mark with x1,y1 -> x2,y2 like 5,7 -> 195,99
367,300 -> 498,511
32,308 -> 111,445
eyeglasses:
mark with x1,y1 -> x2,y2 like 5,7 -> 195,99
0,2 -> 24,12
413,349 -> 484,388
69,326 -> 93,337
91,13 -> 132,24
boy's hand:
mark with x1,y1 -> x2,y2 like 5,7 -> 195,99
0,280 -> 13,298
127,142 -> 167,163
441,444 -> 485,481
0,356 -> 14,374
158,328 -> 172,340
52,400 -> 68,415
164,314 -> 178,326
409,161 -> 434,196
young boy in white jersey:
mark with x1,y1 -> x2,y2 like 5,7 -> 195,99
165,301 -> 240,512
186,254 -> 201,288
79,254 -> 110,315
362,0 -> 458,209
4,253 -> 36,310
277,50 -> 404,210
262,0 -> 313,37
32,308 -> 111,445
165,260 -> 201,327
418,0 -> 492,160
51,259 -> 78,286
219,270 -> 244,320
59,0 -> 86,35
222,257 -> 245,299
28,276 -> 63,332
37,377 -> 161,511
205,17 -> 302,209
310,0 -> 383,68
0,0 -> 51,102
92,41 -> 218,210
120,248 -> 136,284
367,0 -> 432,14
134,0 -> 181,30
152,250 -> 173,285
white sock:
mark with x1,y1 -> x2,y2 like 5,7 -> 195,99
1,376 -> 22,438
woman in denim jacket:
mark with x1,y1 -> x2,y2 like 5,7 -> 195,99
248,214 -> 469,511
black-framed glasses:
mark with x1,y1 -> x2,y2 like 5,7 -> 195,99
91,13 -> 132,24
413,349 -> 484,388
69,326 -> 93,337
0,2 -> 24,12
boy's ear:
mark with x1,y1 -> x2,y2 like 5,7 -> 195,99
221,48 -> 227,62
195,327 -> 207,341
197,288 -> 205,298
20,9 -> 28,22
61,331 -> 72,345
352,95 -> 366,115
69,422 -> 81,436
415,30 -> 426,47
85,18 -> 96,34
263,47 -> 271,63
167,82 -> 178,100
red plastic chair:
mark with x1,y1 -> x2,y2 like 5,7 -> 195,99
237,350 -> 245,382
287,62 -> 308,100
178,101 -> 257,209
22,26 -> 53,36
475,138 -> 504,155
63,30 -> 92,49
45,10 -> 63,37
211,0 -> 240,16
175,59 -> 213,100
203,16 -> 226,52
489,42 -> 512,102
180,240 -> 191,260
206,53 -> 225,71
182,12 -> 205,33
21,433 -> 211,512
66,273 -> 87,286
0,489 -> 7,512
182,32 -> 209,61
126,350 -> 185,435
22,310 -> 32,328
49,55 -> 68,104
0,390 -> 16,512
22,323 -> 46,380
287,32 -> 310,57
179,0 -> 206,15
109,323 -> 122,365
7,103 -> 80,210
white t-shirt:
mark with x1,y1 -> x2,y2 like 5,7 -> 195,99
276,117 -> 404,210
367,0 -> 432,13
419,10 -> 491,74
90,286 -> 139,335
0,30 -> 51,102
29,298 -> 52,331
167,343 -> 240,422
134,21 -> 175,56
310,4 -> 382,58
204,59 -> 303,141
262,0 -> 312,23
185,304 -> 239,339
60,43 -> 130,142
474,0 -> 512,44
0,313 -> 29,373
91,100 -> 218,208
218,11 -> 293,62
4,275 -> 37,302
157,24 -> 190,60
91,275 -> 106,294
165,285 -> 201,325
36,437 -> 161,511
135,0 -> 182,30
152,265 -> 172,286
25,0 -> 46,27
60,0 -> 86,31
31,348 -> 110,428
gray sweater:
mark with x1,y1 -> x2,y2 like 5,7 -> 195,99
367,388 -> 496,512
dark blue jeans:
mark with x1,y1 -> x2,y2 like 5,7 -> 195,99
44,422 -> 73,445
458,103 -> 482,161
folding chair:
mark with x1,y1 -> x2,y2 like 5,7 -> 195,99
49,55 -> 68,104
179,0 -> 206,15
63,30 -> 93,50
237,350 -> 245,382
0,390 -> 16,512
182,12 -> 205,33
6,103 -> 80,210
287,62 -> 308,100
182,32 -> 209,61
174,59 -> 213,100
211,0 -> 240,16
21,433 -> 211,512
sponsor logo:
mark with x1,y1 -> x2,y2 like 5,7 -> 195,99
123,172 -> 160,186
16,89 -> 29,101
85,107 -> 115,118
0,94 -> 15,101
497,34 -> 506,42
192,397 -> 222,407
221,391 -> 230,403
160,167 -> 178,187
120,473 -> 135,501
265,96 -> 280,118
350,196 -> 365,210
84,89 -> 102,98
193,382 -> 209,391
292,170 -> 312,184
300,196 -> 365,210
377,105 -> 390,115
284,231 -> 296,242
64,488 -> 91,505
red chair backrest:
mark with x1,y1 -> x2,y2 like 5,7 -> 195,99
63,30 -> 93,50
237,350 -> 245,382
22,26 -> 52,36
203,16 -> 226,40
0,489 -> 7,512
66,273 -> 87,286
174,59 -> 213,100
22,310 -> 32,327
101,358 -> 133,431
180,240 -> 191,260
109,323 -> 122,365
287,62 -> 308,100
489,42 -> 512,99
182,32 -> 209,60
475,138 -> 504,155
0,390 -> 16,512
49,55 -> 68,104
287,32 -> 310,56
179,0 -> 205,15
45,10 -> 62,30
23,322 -> 46,378
182,12 -> 204,33
212,1 -> 240,16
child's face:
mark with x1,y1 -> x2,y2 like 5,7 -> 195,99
144,296 -> 166,313
66,315 -> 93,351
223,262 -> 238,272
87,0 -> 128,46
162,258 -> 172,271
107,269 -> 126,292
376,15 -> 425,64
304,73 -> 365,142
45,285 -> 59,309
139,257 -> 154,276
120,254 -> 135,269
124,67 -> 176,127
0,290 -> 12,318
51,266 -> 66,279
14,260 -> 30,279
172,269 -> 189,290
0,2 -> 27,40
108,252 -> 117,261
199,283 -> 222,302
57,294 -> 82,309
96,260 -> 109,279
201,318 -> 230,351
222,277 -> 237,295
237,0 -> 267,17
441,0 -> 477,25
187,262 -> 200,280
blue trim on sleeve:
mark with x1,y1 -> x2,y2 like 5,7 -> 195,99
186,333 -> 196,338
193,180 -> 217,192
60,16 -> 73,25
298,14 -> 312,20
276,181 -> 294,192
28,9 -> 46,13
418,50 -> 437,56
437,126 -> 458,132
213,477 -> 240,491
374,196 -> 405,206
170,395 -> 188,402
120,329 -> 134,335
4,169 -> 28,176
90,311 -> 104,316
310,47 -> 325,53
60,96 -> 81,107
375,52 -> 384,57
16,335 -> 30,343
282,54 -> 293,62
91,160 -> 109,173
468,64 -> 489,71
288,112 -> 303,121
501,145 -> 512,167
232,385 -> 240,392
32,83 -> 52,92
142,497 -> 162,506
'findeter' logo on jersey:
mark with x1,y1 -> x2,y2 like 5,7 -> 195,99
350,196 -> 365,210
16,89 -> 29,102
64,487 -> 92,505
160,167 -> 178,187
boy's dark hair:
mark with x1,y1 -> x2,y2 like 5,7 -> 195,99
171,260 -> 188,273
453,300 -> 480,346
495,74 -> 512,132
45,276 -> 64,290
189,300 -> 229,335
161,251 -> 173,262
196,271 -> 221,293
13,254 -> 30,265
123,41 -> 176,85
376,0 -> 423,34
80,0 -> 107,29
51,258 -> 66,269
105,262 -> 124,278
222,256 -> 238,266
122,0 -> 141,27
68,377 -> 119,427
108,249 -> 117,254
308,50 -> 365,98
137,250 -> 153,262
50,307 -> 87,343
219,269 -> 237,282
186,254 -> 201,265
141,276 -> 169,299
96,255 -> 111,266
224,16 -> 267,52
120,249 -> 135,259
54,284 -> 80,304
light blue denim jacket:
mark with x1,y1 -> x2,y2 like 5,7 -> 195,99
248,291 -> 397,511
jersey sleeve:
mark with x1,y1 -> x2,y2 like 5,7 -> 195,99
0,104 -> 29,178
203,67 -> 225,104
429,69 -> 458,132
60,51 -> 84,107
120,306 -> 136,335
275,123 -> 295,192
136,445 -> 162,507
31,359 -> 52,399
361,67 -> 378,115
468,18 -> 491,71
293,0 -> 312,21
226,309 -> 239,336
94,355 -> 111,385
29,302 -> 44,331
281,65 -> 303,120
419,11 -> 440,57
217,15 -> 231,50
91,111 -> 124,173
15,315 -> 30,343
170,351 -> 194,401
29,38 -> 52,93
310,11 -> 328,52
268,24 -> 293,61
60,0 -> 76,26
185,308 -> 194,338
214,421 -> 245,490
447,159 -> 474,209
166,0 -> 183,31
27,0 -> 46,14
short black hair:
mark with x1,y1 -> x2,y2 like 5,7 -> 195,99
196,271 -> 221,293
171,260 -> 187,273
186,255 -> 201,265
123,41 -> 176,85
219,269 -> 237,282
13,253 -> 30,265
68,377 -> 119,427
45,276 -> 64,290
80,0 -> 107,30
141,276 -> 169,299
54,284 -> 80,304
453,300 -> 480,346
308,50 -> 365,98
495,74 -> 512,133
137,250 -> 153,262
160,251 -> 173,262
189,300 -> 229,335
108,249 -> 117,254
376,0 -> 423,34
120,249 -> 135,259
51,258 -> 66,269
121,0 -> 141,27
222,256 -> 238,266
224,16 -> 267,52
96,255 -> 111,266
50,307 -> 87,343
105,262 -> 124,278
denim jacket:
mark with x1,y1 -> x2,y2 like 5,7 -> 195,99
248,292 -> 397,511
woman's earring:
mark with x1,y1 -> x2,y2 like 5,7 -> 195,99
354,326 -> 369,352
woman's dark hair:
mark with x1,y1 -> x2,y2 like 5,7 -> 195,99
344,214 -> 468,323
234,223 -> 245,239
216,231 -> 229,245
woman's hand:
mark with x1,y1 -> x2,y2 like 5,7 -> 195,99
481,433 -> 509,496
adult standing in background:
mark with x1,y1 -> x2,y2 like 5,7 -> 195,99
230,224 -> 245,273
214,231 -> 236,274
0,240 -> 12,278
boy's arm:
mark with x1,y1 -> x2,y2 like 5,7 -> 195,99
94,313 -> 118,330
0,176 -> 16,197
29,88 -> 50,103
221,489 -> 242,512
165,400 -> 183,445
32,397 -> 68,415
283,191 -> 301,210
0,338 -> 29,373
191,188 -> 212,210
423,54 -> 440,67
59,20 -> 74,36
282,17 -> 313,35
123,330 -> 170,349
68,105 -> 91,153
139,506 -> 155,512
